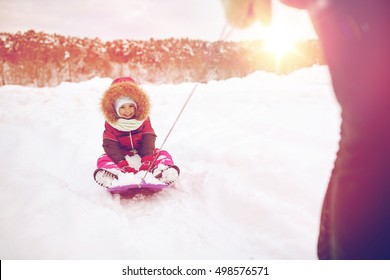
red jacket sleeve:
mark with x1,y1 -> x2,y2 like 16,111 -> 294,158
102,122 -> 125,164
103,139 -> 126,163
141,117 -> 156,135
103,121 -> 119,142
139,117 -> 157,157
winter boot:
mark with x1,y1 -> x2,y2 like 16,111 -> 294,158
153,165 -> 180,185
93,168 -> 118,188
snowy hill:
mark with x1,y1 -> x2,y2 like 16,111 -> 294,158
0,65 -> 340,259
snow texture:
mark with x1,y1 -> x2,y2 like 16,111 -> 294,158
0,65 -> 340,259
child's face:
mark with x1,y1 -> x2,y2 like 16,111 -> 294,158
118,103 -> 136,119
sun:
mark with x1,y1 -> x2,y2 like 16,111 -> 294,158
262,25 -> 298,61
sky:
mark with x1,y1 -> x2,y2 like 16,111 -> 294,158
0,0 -> 317,41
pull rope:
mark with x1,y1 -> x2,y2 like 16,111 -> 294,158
140,83 -> 199,183
158,83 -> 199,152
219,22 -> 235,41
140,21 -> 235,184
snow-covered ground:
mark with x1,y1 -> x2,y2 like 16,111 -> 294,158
0,65 -> 341,259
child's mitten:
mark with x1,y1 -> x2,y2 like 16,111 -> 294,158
117,160 -> 137,173
139,156 -> 155,172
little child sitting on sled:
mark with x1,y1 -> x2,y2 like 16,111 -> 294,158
93,77 -> 180,188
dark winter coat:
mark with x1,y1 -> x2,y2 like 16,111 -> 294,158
100,79 -> 156,163
284,0 -> 390,259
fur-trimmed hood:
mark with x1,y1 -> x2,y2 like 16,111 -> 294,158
101,79 -> 150,123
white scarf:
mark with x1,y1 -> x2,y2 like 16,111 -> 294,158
108,118 -> 144,132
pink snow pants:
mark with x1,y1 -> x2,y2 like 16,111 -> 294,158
97,149 -> 175,171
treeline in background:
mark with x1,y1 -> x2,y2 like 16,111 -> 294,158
0,30 -> 324,87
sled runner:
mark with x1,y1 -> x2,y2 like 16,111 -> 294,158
108,181 -> 169,198
94,168 -> 172,198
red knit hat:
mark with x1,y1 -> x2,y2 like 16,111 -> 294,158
111,77 -> 136,85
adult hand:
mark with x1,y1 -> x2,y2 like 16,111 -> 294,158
220,0 -> 272,28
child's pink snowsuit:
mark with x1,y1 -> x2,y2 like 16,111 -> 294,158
96,76 -> 177,175
97,149 -> 174,171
